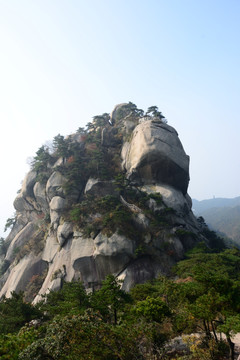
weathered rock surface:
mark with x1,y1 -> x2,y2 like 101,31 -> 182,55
57,222 -> 73,246
84,178 -> 117,197
0,253 -> 47,298
0,103 -> 206,302
5,222 -> 37,262
46,171 -> 66,200
33,182 -> 48,211
110,103 -> 130,123
124,121 -> 190,193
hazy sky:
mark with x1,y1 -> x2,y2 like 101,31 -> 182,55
0,0 -> 240,236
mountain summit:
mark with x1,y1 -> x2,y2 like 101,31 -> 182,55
0,103 -> 208,302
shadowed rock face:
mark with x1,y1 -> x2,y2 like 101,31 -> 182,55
124,121 -> 190,194
0,103 -> 205,302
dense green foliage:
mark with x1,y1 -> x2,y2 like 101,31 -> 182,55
0,292 -> 42,335
0,248 -> 240,359
4,216 -> 16,233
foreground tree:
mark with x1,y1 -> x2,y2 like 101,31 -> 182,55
90,275 -> 132,325
174,248 -> 240,360
38,281 -> 89,318
0,292 -> 42,335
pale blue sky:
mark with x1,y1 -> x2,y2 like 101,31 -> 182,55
0,0 -> 240,235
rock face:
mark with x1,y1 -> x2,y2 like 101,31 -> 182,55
124,121 -> 189,194
0,103 -> 207,302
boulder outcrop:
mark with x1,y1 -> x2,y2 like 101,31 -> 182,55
0,103 -> 207,302
124,121 -> 189,193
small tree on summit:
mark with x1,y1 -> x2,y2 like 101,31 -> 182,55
126,102 -> 144,117
53,134 -> 71,160
31,145 -> 52,173
146,106 -> 159,116
146,106 -> 166,121
92,114 -> 110,127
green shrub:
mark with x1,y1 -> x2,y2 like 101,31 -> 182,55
0,260 -> 10,275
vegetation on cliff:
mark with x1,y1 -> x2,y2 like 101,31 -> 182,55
0,244 -> 240,360
0,102 -> 196,296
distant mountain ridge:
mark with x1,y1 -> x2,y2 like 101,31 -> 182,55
192,196 -> 240,245
192,196 -> 240,213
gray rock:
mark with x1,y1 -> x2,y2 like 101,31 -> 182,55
167,236 -> 184,258
121,141 -> 130,170
142,184 -> 191,215
84,178 -> 99,193
101,127 -> 120,147
49,196 -> 66,228
133,212 -> 150,230
147,197 -> 165,213
46,171 -> 66,200
124,120 -> 190,194
53,157 -> 65,168
119,255 -> 173,292
110,103 -> 129,122
124,119 -> 137,133
42,233 -> 59,263
4,220 -> 26,245
33,182 -> 48,211
84,178 -> 117,197
71,234 -> 94,261
21,170 -> 37,197
49,277 -> 62,292
35,238 -> 85,303
50,196 -> 66,211
92,232 -> 135,280
5,222 -> 37,262
164,336 -> 190,357
14,194 -> 34,212
0,253 -> 47,298
39,232 -> 95,300
71,235 -> 96,287
93,232 -> 134,257
57,222 -> 73,246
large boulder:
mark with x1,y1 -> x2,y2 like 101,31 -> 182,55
93,232 -> 135,279
142,184 -> 191,215
42,232 -> 60,263
33,182 -> 49,211
49,196 -> 66,228
13,171 -> 41,212
5,222 -> 37,262
57,222 -> 73,247
119,253 -> 176,292
14,194 -> 35,212
21,170 -> 37,198
110,103 -> 130,123
93,232 -> 134,258
0,253 -> 47,298
46,171 -> 66,200
124,120 -> 190,194
84,178 -> 117,197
